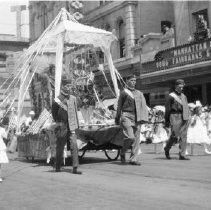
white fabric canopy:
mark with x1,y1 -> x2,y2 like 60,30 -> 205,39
15,8 -> 119,131
51,20 -> 115,46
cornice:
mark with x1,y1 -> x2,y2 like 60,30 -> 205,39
84,1 -> 138,23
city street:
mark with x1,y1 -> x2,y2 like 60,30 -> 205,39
0,144 -> 211,210
1,1 -> 211,210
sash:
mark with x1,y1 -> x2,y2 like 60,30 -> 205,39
169,92 -> 182,105
54,97 -> 67,111
124,88 -> 134,99
67,96 -> 79,131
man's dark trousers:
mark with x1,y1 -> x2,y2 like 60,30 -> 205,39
55,123 -> 79,170
165,114 -> 189,157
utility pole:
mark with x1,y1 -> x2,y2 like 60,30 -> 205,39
11,5 -> 26,39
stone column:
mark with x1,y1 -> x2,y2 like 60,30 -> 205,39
124,1 -> 137,58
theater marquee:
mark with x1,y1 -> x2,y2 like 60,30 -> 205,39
142,38 -> 211,73
156,40 -> 211,69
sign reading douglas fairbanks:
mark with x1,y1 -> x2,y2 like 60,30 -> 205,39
142,38 -> 211,73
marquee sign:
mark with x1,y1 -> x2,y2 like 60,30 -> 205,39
142,38 -> 211,73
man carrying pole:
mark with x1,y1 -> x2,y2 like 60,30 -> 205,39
52,84 -> 82,174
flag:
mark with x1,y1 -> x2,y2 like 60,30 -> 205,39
29,108 -> 52,134
8,113 -> 17,131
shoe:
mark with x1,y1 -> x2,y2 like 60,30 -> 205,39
164,148 -> 171,159
72,167 -> 82,175
179,155 -> 190,160
129,161 -> 141,166
120,154 -> 126,163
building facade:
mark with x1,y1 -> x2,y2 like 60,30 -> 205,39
0,34 -> 31,114
141,1 -> 211,106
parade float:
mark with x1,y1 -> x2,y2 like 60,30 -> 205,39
8,8 -> 126,162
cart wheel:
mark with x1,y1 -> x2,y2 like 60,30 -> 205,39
105,149 -> 120,161
78,150 -> 86,159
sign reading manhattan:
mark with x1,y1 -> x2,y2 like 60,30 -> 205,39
155,39 -> 211,69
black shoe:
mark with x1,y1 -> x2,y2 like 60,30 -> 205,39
120,154 -> 126,163
164,148 -> 171,159
129,161 -> 141,166
72,167 -> 82,175
179,155 -> 190,160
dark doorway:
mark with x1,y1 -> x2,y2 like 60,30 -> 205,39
206,83 -> 211,105
184,85 -> 202,103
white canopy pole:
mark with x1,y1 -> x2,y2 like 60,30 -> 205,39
55,33 -> 64,98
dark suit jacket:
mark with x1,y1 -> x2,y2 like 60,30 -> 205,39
115,89 -> 148,123
52,94 -> 79,131
165,91 -> 190,125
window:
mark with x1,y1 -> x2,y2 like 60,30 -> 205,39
96,48 -> 104,64
161,20 -> 172,34
118,19 -> 125,58
100,0 -> 105,6
193,9 -> 209,30
100,0 -> 111,6
41,5 -> 48,31
101,23 -> 111,31
104,23 -> 111,31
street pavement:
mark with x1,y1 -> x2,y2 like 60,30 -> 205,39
0,144 -> 211,210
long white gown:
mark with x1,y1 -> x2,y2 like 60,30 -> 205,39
0,127 -> 9,163
151,114 -> 168,144
207,113 -> 211,138
152,123 -> 168,144
187,115 -> 211,144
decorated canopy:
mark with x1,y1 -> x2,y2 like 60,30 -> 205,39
2,8 -> 121,131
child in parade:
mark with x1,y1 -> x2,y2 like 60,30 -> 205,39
187,101 -> 211,154
152,109 -> 168,153
0,123 -> 9,182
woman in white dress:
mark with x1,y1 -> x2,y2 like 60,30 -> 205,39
187,102 -> 211,154
0,124 -> 9,182
207,108 -> 211,140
